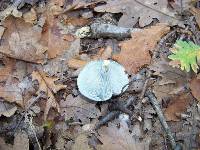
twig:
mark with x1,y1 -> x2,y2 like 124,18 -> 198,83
145,90 -> 180,150
95,97 -> 136,130
28,115 -> 42,150
76,23 -> 140,40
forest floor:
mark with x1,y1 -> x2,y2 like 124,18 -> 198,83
0,0 -> 200,150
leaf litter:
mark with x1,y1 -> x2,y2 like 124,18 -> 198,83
0,0 -> 200,149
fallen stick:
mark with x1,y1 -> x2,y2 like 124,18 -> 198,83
145,90 -> 181,150
76,23 -> 140,40
95,97 -> 136,130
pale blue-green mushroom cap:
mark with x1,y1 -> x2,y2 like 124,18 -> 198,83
77,60 -> 129,101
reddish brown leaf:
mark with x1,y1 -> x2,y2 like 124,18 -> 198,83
68,58 -> 88,69
164,93 -> 193,121
112,24 -> 170,74
190,77 -> 200,102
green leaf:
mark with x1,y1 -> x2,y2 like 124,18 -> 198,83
168,40 -> 200,73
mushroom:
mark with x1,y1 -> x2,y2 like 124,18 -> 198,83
77,60 -> 129,101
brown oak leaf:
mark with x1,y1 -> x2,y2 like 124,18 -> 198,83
113,24 -> 170,74
32,71 -> 66,120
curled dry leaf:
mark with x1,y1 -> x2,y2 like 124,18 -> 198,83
164,93 -> 193,121
113,24 -> 170,74
94,0 -> 183,27
32,71 -> 66,120
60,94 -> 100,124
97,122 -> 146,150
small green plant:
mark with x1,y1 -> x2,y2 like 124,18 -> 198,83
168,40 -> 200,73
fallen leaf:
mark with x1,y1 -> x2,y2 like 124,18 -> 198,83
164,93 -> 193,121
72,134 -> 92,150
32,71 -> 66,120
68,58 -> 88,69
64,17 -> 90,26
0,57 -> 15,82
0,80 -> 24,106
65,0 -> 106,10
113,24 -> 170,74
0,101 -> 17,117
94,0 -> 183,27
60,95 -> 100,124
0,137 -> 12,150
13,132 -> 29,150
23,8 -> 37,24
190,7 -> 200,29
190,76 -> 200,102
149,60 -> 188,85
0,16 -> 47,63
169,0 -> 192,12
149,60 -> 188,102
0,26 -> 5,40
0,132 -> 29,150
97,122 -> 145,150
43,39 -> 80,76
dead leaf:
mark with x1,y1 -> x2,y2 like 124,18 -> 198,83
113,24 -> 170,74
43,39 -> 80,76
0,80 -> 24,106
0,16 -> 47,63
0,132 -> 29,150
32,71 -> 66,120
0,137 -> 12,150
0,26 -> 5,40
0,57 -> 15,82
0,101 -> 17,117
65,0 -> 106,10
94,0 -> 183,27
164,93 -> 193,121
64,17 -> 90,26
190,76 -> 200,102
169,0 -> 192,12
72,134 -> 92,150
60,95 -> 100,124
13,132 -> 29,150
23,8 -> 37,24
68,58 -> 88,69
190,7 -> 200,28
97,122 -> 145,150
150,60 -> 188,102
